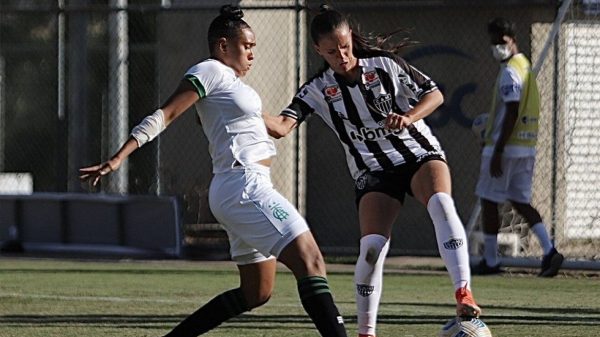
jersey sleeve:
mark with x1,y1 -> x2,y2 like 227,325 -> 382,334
499,67 -> 522,103
280,82 -> 327,124
392,56 -> 438,100
184,61 -> 223,99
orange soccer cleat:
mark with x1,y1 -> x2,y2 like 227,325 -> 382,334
455,285 -> 482,318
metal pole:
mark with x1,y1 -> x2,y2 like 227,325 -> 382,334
294,0 -> 301,209
57,0 -> 67,191
550,23 -> 561,244
0,56 -> 5,172
58,0 -> 66,122
67,0 -> 90,192
532,0 -> 572,74
107,0 -> 129,193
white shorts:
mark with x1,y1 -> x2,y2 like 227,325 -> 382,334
475,155 -> 535,204
209,163 -> 310,265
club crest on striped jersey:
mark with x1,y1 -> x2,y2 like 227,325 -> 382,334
373,93 -> 393,115
363,70 -> 381,90
323,85 -> 342,102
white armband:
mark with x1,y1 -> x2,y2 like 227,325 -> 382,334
130,109 -> 166,147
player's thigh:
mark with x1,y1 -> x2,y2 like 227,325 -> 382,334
210,167 -> 309,259
410,159 -> 452,206
278,231 -> 326,279
358,192 -> 401,237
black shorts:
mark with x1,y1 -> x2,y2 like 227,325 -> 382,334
354,154 -> 446,206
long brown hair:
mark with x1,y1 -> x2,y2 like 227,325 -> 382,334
310,4 -> 414,59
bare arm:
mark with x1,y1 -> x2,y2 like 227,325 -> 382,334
160,80 -> 200,126
79,80 -> 199,185
385,89 -> 444,130
493,101 -> 519,154
490,101 -> 519,177
263,113 -> 298,139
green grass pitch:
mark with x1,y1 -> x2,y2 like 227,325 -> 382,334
0,257 -> 599,337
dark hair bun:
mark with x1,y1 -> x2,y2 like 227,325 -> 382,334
319,4 -> 331,13
220,5 -> 244,20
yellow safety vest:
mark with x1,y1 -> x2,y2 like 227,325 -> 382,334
485,54 -> 540,147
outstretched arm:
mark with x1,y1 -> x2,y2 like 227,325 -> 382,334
79,80 -> 199,186
263,113 -> 298,139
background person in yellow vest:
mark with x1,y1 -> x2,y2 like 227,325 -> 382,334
473,17 -> 563,277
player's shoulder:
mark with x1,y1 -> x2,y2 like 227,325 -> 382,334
186,58 -> 228,77
303,66 -> 330,88
500,64 -> 522,84
360,50 -> 405,66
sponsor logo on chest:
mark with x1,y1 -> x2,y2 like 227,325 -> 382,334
323,85 -> 342,103
363,70 -> 381,90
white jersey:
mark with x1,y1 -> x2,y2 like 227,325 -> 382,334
282,52 -> 444,179
185,59 -> 276,173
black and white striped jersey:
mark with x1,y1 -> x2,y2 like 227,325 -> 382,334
281,52 -> 445,179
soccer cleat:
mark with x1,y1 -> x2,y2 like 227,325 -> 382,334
455,285 -> 481,318
471,258 -> 503,275
539,247 -> 564,277
358,334 -> 375,337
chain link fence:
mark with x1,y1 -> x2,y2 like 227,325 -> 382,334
0,0 -> 598,263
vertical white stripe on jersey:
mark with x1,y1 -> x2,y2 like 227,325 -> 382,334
317,104 -> 368,177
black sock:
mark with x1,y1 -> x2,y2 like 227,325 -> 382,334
298,276 -> 347,337
164,287 -> 248,337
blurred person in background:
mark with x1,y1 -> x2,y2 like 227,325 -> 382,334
472,17 -> 563,277
80,5 -> 347,337
264,5 -> 481,337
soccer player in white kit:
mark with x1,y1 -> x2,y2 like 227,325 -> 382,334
264,6 -> 481,337
80,6 -> 347,337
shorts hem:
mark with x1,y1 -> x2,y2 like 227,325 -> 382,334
232,253 -> 275,266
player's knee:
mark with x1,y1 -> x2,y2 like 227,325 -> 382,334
304,249 -> 326,275
427,192 -> 456,215
246,289 -> 272,309
359,234 -> 389,266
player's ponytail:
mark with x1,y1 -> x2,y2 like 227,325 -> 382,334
208,5 -> 251,53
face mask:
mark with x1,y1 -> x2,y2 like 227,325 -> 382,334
491,44 -> 512,61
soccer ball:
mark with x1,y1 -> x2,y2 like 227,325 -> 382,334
471,113 -> 489,143
439,317 -> 492,337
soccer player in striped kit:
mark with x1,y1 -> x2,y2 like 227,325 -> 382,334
264,5 -> 481,337
80,5 -> 347,337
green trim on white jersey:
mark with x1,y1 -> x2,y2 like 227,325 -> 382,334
185,74 -> 207,98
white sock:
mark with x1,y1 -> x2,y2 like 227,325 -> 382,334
354,234 -> 389,336
483,234 -> 499,267
427,192 -> 471,290
530,222 -> 553,255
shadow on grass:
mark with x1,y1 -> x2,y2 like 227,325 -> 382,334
376,301 -> 600,315
0,268 -> 228,275
2,310 -> 599,328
